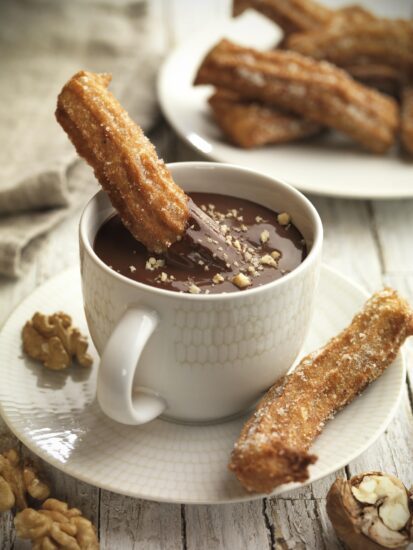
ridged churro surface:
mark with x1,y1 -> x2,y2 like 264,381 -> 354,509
287,17 -> 413,78
194,40 -> 399,153
233,0 -> 332,33
229,288 -> 413,493
56,71 -> 189,252
209,90 -> 322,148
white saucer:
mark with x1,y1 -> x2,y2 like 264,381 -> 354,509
0,265 -> 405,504
157,2 -> 413,200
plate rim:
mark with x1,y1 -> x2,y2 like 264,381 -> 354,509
0,265 -> 406,504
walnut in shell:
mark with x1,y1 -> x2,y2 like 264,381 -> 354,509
22,312 -> 93,370
0,449 -> 50,512
327,472 -> 413,549
14,498 -> 99,549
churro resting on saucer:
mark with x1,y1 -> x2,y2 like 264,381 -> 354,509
56,71 -> 189,253
194,40 -> 399,154
229,288 -> 413,493
208,90 -> 322,148
401,86 -> 413,156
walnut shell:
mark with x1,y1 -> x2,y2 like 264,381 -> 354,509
327,473 -> 412,550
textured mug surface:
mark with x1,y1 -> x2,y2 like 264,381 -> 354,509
79,163 -> 323,423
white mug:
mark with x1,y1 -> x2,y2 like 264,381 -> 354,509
79,162 -> 323,425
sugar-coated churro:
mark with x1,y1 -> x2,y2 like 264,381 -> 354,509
208,89 -> 322,148
401,86 -> 413,156
229,288 -> 413,493
56,71 -> 189,253
345,64 -> 403,99
194,40 -> 399,153
286,17 -> 413,78
56,71 -> 248,270
232,0 -> 332,33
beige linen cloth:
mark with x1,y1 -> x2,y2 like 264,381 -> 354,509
0,0 -> 161,277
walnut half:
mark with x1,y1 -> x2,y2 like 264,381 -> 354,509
22,312 -> 93,371
327,472 -> 413,549
15,498 -> 99,549
0,449 -> 50,512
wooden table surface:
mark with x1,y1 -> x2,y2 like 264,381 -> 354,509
1,2 -> 413,548
2,127 -> 413,550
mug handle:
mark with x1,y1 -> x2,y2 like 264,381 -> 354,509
97,306 -> 167,425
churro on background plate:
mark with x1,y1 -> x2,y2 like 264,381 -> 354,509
195,39 -> 399,154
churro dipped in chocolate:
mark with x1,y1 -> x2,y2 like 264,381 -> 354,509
229,288 -> 413,493
56,71 -> 246,271
195,40 -> 399,154
401,86 -> 413,156
209,90 -> 322,148
56,71 -> 189,253
232,0 -> 333,34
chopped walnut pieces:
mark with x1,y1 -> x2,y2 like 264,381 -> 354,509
0,449 -> 50,512
188,283 -> 201,294
212,273 -> 225,284
22,312 -> 93,371
260,230 -> 270,244
260,254 -> 278,268
232,273 -> 252,289
15,498 -> 99,550
277,212 -> 291,226
145,257 -> 165,271
233,239 -> 242,251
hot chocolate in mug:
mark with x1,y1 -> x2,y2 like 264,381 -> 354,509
79,162 -> 323,425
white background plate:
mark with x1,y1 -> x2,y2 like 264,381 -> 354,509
0,265 -> 405,504
158,1 -> 413,200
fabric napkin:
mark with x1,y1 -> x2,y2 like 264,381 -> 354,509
0,0 -> 162,277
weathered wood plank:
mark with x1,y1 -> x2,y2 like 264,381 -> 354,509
265,496 -> 345,550
185,501 -> 270,550
310,197 -> 382,291
372,200 -> 413,274
99,492 -> 183,550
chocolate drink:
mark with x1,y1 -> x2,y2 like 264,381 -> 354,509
94,192 -> 307,294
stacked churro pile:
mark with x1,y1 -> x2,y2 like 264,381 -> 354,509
194,0 -> 413,155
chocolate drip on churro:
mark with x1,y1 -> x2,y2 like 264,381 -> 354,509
167,199 -> 245,271
94,192 -> 307,294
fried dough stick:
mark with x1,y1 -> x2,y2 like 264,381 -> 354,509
56,71 -> 245,268
229,288 -> 413,493
209,89 -> 322,148
233,0 -> 332,34
56,71 -> 189,253
194,40 -> 399,154
401,86 -> 413,156
286,18 -> 413,78
345,65 -> 402,99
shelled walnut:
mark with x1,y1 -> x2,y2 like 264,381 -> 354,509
15,498 -> 99,549
22,312 -> 93,370
0,449 -> 50,512
327,472 -> 413,549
